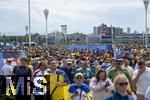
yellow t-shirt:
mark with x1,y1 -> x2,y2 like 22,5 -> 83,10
44,73 -> 69,100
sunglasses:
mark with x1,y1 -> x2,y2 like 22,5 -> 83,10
76,77 -> 83,80
116,82 -> 128,87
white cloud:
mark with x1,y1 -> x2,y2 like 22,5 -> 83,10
0,0 -> 149,35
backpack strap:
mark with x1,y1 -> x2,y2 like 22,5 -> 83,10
50,74 -> 59,96
79,90 -> 82,100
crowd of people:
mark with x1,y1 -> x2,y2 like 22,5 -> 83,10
0,44 -> 150,100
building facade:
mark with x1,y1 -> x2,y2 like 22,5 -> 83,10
93,23 -> 123,36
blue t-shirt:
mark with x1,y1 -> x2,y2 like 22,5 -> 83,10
105,92 -> 135,100
68,83 -> 90,93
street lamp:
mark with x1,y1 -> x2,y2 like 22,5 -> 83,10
143,0 -> 149,47
28,0 -> 31,46
25,25 -> 28,42
111,25 -> 116,58
99,34 -> 102,44
44,9 -> 49,46
111,25 -> 114,44
86,35 -> 88,45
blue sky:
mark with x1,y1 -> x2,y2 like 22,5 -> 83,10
0,0 -> 149,35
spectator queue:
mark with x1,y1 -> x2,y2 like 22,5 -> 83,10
0,44 -> 150,100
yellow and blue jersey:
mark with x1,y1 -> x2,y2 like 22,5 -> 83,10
44,69 -> 70,100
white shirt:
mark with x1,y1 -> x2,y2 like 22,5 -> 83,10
2,64 -> 14,75
72,89 -> 87,100
134,63 -> 139,70
145,87 -> 150,100
89,77 -> 113,100
133,67 -> 150,95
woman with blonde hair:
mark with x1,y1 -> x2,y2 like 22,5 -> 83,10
105,74 -> 135,100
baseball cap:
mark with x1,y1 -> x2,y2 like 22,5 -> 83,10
66,59 -> 72,64
75,73 -> 84,78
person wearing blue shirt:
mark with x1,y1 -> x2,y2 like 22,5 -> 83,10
101,58 -> 111,71
105,74 -> 135,100
60,59 -> 75,84
68,73 -> 90,100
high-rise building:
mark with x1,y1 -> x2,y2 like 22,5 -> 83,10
99,24 -> 110,35
93,24 -> 110,36
93,26 -> 98,34
134,30 -> 137,34
114,27 -> 123,35
127,27 -> 131,34
93,24 -> 123,36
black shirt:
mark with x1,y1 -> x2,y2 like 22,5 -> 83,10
13,66 -> 32,97
61,66 -> 74,84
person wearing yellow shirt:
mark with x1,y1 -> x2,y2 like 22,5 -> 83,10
44,59 -> 70,100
